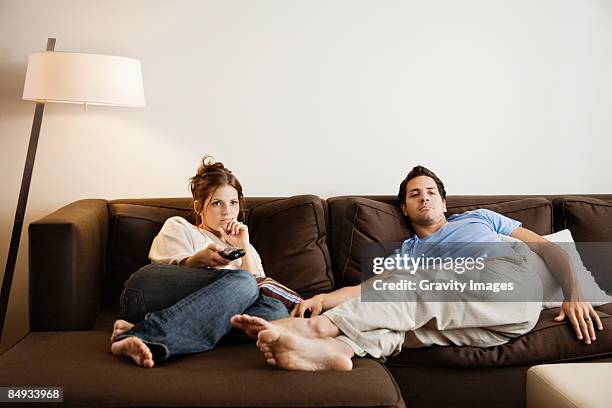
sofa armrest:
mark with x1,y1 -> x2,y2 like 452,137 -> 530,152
29,199 -> 108,331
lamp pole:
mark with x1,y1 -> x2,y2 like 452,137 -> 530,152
0,38 -> 56,342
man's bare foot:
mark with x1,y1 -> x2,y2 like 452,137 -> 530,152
111,319 -> 134,342
230,315 -> 271,339
230,314 -> 340,340
256,325 -> 353,371
111,337 -> 154,368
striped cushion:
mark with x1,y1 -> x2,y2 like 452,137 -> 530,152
256,277 -> 303,310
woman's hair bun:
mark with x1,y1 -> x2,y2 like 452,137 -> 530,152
202,155 -> 216,166
197,155 -> 228,177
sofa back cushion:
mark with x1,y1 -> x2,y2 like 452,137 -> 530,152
106,199 -> 192,305
327,196 -> 553,287
327,197 -> 413,289
248,195 -> 334,298
553,196 -> 612,291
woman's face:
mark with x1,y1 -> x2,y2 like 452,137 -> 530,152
198,184 -> 240,233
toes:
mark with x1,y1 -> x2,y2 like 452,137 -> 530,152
230,315 -> 244,325
142,352 -> 154,368
246,315 -> 267,326
139,343 -> 150,356
258,329 -> 280,344
266,357 -> 277,366
135,341 -> 153,368
256,340 -> 273,351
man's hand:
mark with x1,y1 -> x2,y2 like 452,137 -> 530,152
291,294 -> 325,318
554,299 -> 603,344
510,227 -> 605,344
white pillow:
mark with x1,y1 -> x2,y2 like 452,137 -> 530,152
500,229 -> 612,309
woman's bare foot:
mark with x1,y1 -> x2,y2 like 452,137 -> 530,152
111,337 -> 154,368
230,314 -> 340,340
111,319 -> 134,342
255,325 -> 353,371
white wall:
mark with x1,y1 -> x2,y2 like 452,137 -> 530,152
1,0 -> 611,351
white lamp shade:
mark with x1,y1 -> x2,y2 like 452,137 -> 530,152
22,51 -> 145,107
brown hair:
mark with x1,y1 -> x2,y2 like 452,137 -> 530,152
397,165 -> 447,206
188,156 -> 245,226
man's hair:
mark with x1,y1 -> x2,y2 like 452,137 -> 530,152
397,165 -> 447,206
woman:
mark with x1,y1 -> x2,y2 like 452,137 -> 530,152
110,156 -> 288,368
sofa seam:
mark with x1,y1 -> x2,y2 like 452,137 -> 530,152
447,202 -> 550,213
110,214 -> 170,224
310,201 -> 335,288
340,204 -> 361,285
549,201 -> 554,234
110,203 -> 191,211
563,199 -> 612,208
446,198 -> 549,208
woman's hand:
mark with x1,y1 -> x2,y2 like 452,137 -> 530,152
218,220 -> 249,248
183,243 -> 232,268
554,299 -> 603,344
291,294 -> 326,318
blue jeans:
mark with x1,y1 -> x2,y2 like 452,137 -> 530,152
116,264 -> 287,362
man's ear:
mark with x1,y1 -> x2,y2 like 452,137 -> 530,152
442,198 -> 447,213
401,203 -> 408,217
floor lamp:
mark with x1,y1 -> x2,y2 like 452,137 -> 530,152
0,38 -> 145,342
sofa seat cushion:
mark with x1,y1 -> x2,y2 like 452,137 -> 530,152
0,331 -> 404,408
387,303 -> 612,368
328,196 -> 553,287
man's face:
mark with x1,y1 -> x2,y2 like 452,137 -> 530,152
401,176 -> 447,225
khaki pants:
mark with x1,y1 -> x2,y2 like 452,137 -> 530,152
324,255 -> 543,358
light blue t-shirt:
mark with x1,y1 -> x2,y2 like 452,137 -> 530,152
400,209 -> 521,260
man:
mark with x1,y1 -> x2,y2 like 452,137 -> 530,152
231,166 -> 604,371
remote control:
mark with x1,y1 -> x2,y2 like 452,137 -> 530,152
220,246 -> 246,260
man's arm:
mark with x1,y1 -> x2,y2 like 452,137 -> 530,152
510,227 -> 578,298
510,227 -> 603,343
291,285 -> 361,317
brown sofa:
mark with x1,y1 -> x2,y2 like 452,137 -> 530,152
0,194 -> 611,407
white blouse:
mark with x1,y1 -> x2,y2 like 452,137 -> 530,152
149,216 -> 265,277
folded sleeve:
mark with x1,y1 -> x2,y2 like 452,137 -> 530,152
149,217 -> 197,265
476,209 -> 522,235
